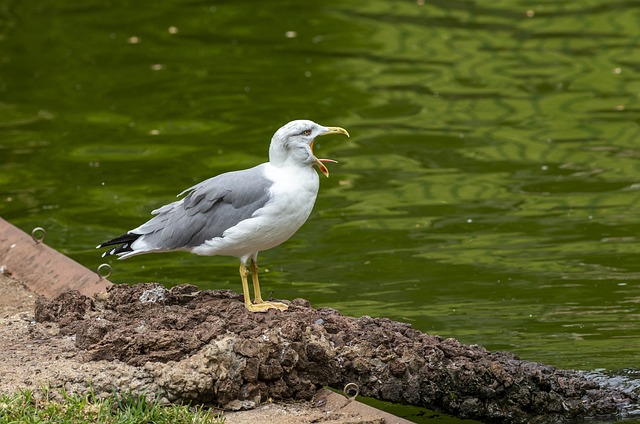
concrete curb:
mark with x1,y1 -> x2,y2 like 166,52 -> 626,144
0,216 -> 112,298
314,388 -> 414,424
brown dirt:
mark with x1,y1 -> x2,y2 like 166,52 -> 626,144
28,282 -> 640,423
0,272 -> 35,318
1,274 -> 638,423
0,273 -> 410,424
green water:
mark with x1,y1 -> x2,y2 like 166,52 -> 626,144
2,0 -> 639,422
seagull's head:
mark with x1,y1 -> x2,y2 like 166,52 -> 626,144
269,119 -> 349,177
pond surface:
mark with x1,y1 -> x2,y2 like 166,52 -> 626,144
1,0 -> 640,422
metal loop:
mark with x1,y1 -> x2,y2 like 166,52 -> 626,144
31,227 -> 46,244
343,382 -> 359,400
97,263 -> 112,280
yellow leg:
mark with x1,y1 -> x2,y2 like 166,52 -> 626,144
250,258 -> 264,304
239,262 -> 253,310
237,258 -> 288,313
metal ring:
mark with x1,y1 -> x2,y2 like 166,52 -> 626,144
97,263 -> 112,280
31,227 -> 46,244
343,382 -> 359,400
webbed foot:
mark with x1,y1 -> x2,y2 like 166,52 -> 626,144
245,301 -> 288,313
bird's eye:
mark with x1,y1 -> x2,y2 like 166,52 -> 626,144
301,129 -> 312,136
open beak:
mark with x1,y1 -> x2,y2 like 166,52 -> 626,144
310,126 -> 350,177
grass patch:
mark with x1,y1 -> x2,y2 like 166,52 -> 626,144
0,388 -> 225,423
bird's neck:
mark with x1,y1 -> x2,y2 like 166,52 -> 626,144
268,144 -> 308,169
268,144 -> 286,166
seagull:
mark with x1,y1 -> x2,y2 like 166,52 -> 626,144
97,119 -> 349,312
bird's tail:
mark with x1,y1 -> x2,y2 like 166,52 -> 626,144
96,233 -> 141,257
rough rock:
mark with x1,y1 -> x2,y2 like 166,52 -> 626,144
33,283 -> 639,423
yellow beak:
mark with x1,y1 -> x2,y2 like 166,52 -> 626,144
311,126 -> 350,177
321,127 -> 350,138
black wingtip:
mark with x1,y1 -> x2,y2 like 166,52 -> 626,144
97,233 -> 140,257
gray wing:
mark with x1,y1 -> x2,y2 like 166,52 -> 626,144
133,163 -> 273,250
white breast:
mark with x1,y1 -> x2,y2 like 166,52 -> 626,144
192,163 -> 320,259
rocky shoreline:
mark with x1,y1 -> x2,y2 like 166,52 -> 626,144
29,281 -> 640,423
